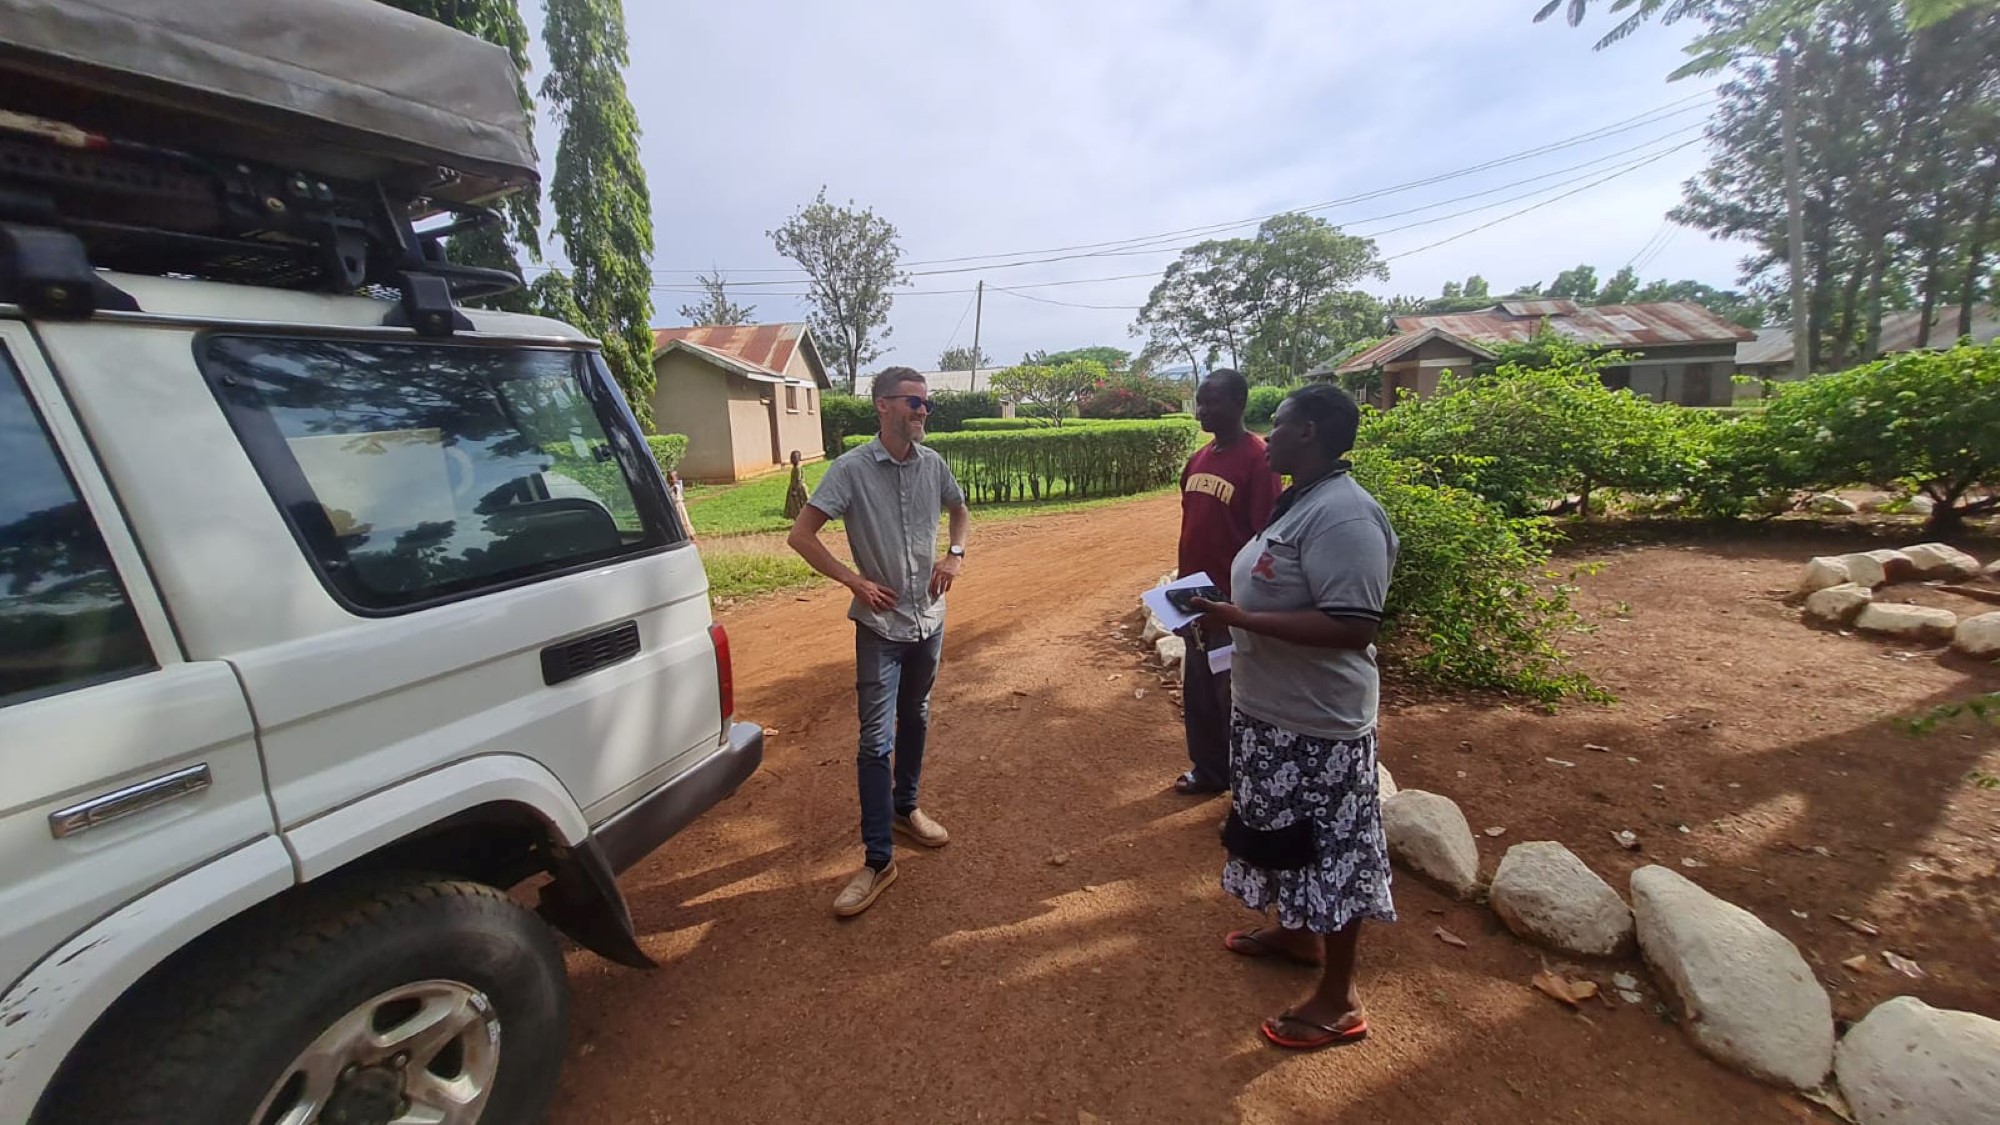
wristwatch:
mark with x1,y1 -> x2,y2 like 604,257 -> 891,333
948,545 -> 966,559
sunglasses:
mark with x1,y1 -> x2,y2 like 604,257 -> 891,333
878,394 -> 934,413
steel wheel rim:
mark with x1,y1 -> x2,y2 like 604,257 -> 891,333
250,978 -> 501,1125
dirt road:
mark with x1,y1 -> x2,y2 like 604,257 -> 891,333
547,496 -> 1998,1125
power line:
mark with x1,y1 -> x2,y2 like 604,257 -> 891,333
987,142 -> 1702,312
523,93 -> 1716,285
1634,224 -> 1681,273
615,130 -> 1705,302
1382,141 -> 1698,263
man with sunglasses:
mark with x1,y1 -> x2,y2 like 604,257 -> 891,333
788,366 -> 970,917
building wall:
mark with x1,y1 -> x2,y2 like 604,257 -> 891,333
1614,346 -> 1738,405
770,379 -> 822,467
649,352 -> 735,482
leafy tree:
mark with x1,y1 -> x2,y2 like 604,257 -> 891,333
1031,345 -> 1132,371
936,345 -> 990,371
1598,265 -> 1642,305
1243,214 -> 1389,383
989,360 -> 1106,426
542,0 -> 656,427
1533,0 -> 1994,50
1133,239 -> 1259,371
1080,372 -> 1183,419
1725,340 -> 2000,532
677,271 -> 756,326
1547,264 -> 1601,303
769,189 -> 908,392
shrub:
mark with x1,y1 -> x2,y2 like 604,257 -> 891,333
646,434 -> 688,474
841,418 -> 1198,503
1717,341 -> 2000,534
1245,384 -> 1289,426
990,360 -> 1103,424
962,417 -> 1070,431
1081,372 -> 1184,419
820,393 -> 876,458
1360,360 -> 1710,518
1353,450 -> 1604,703
926,390 -> 1003,432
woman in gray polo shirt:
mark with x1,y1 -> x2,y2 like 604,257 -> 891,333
1190,383 -> 1398,1051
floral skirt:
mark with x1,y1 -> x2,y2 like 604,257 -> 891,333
1220,709 -> 1397,934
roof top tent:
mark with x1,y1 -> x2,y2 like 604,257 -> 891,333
0,0 -> 538,332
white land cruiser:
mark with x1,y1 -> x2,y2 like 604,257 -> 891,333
0,3 -> 762,1123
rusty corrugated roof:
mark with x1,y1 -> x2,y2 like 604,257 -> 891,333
1332,327 -> 1496,374
653,322 -> 806,377
1736,305 -> 2000,368
1390,301 -> 1755,349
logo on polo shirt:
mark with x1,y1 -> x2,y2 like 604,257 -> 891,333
1184,472 -> 1236,505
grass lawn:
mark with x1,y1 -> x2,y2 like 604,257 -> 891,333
689,469 -> 1176,602
683,461 -> 832,537
699,542 -> 823,602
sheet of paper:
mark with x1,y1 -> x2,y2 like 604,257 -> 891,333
1139,571 -> 1216,633
1206,643 -> 1233,674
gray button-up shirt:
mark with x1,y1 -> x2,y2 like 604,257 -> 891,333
807,437 -> 966,642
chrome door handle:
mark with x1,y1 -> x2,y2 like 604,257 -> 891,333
48,764 -> 212,839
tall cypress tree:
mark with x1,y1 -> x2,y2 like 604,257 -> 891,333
541,0 -> 658,429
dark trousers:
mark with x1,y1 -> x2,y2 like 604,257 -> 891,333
1181,620 -> 1233,789
855,623 -> 944,868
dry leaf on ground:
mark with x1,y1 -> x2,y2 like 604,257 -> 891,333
1531,970 -> 1598,1007
1833,914 -> 1882,938
1881,951 -> 1924,978
1434,927 -> 1468,948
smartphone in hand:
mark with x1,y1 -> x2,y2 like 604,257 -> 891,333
1165,584 -> 1225,615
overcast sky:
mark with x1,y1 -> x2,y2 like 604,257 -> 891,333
522,1 -> 1746,369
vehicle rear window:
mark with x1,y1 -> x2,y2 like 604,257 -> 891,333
205,337 -> 681,613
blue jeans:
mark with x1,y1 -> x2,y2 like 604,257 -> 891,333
855,622 -> 944,868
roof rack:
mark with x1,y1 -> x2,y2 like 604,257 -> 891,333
0,0 -> 541,334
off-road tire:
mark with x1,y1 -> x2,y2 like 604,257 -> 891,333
35,874 -> 569,1125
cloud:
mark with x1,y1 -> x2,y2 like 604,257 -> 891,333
524,0 -> 1747,369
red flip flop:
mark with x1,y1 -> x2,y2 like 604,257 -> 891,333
1223,928 -> 1322,968
1260,1013 -> 1369,1051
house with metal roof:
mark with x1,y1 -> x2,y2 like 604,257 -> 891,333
651,323 -> 832,482
1326,300 -> 1755,407
1735,305 -> 2000,381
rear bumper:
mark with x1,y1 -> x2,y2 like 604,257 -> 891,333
593,721 -> 764,874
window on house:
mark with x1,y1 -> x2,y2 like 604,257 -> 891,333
204,337 -> 683,613
785,384 -> 799,413
0,350 -> 153,703
807,388 -> 817,415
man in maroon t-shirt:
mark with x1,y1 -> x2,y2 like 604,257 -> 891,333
1173,369 -> 1281,794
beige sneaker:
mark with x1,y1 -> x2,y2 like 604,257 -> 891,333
833,861 -> 898,917
894,808 -> 950,847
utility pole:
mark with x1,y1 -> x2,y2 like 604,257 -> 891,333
1780,41 -> 1810,380
969,279 -> 984,392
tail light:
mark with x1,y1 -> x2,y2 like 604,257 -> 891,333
709,622 -> 735,730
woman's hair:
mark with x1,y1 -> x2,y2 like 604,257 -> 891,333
1283,383 -> 1360,458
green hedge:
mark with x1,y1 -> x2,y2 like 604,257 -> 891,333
645,434 -> 688,473
927,390 -> 1003,432
820,393 -> 876,459
962,417 -> 1089,431
839,418 -> 1198,503
1246,384 -> 1291,426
